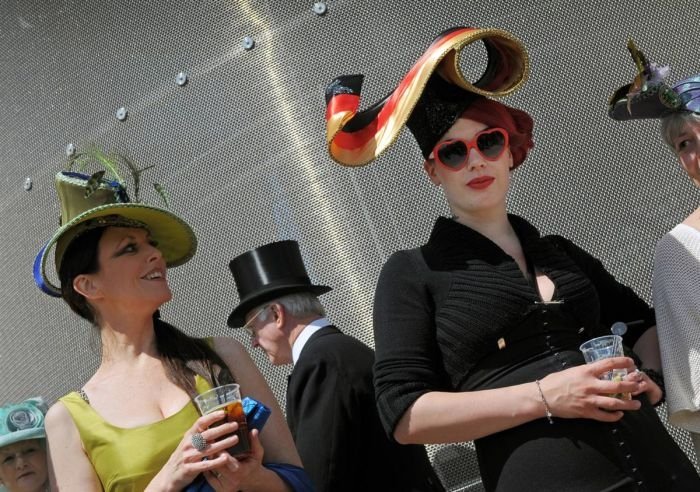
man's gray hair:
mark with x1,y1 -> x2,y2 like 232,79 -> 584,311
260,291 -> 326,320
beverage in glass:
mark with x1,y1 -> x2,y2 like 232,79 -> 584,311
194,383 -> 251,458
579,334 -> 631,400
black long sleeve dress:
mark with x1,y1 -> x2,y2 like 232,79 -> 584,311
373,215 -> 700,491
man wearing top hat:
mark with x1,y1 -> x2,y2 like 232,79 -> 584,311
227,240 -> 445,492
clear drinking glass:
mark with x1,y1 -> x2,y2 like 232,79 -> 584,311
579,334 -> 631,400
194,383 -> 251,458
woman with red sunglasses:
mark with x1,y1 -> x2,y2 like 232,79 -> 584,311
325,27 -> 700,491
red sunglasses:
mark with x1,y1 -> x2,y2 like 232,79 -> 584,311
432,127 -> 509,171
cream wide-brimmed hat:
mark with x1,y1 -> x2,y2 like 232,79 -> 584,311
33,155 -> 197,297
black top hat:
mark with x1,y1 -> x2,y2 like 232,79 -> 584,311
227,240 -> 332,327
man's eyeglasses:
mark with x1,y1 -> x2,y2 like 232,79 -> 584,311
242,305 -> 270,336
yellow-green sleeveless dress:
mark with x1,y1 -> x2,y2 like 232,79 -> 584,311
59,375 -> 212,491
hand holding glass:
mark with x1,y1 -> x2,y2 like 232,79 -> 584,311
194,383 -> 251,458
579,335 -> 631,400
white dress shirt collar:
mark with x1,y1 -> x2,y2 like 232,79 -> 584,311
292,317 -> 331,365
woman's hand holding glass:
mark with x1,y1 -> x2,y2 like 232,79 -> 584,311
203,428 -> 267,491
145,410 -> 240,491
538,357 -> 643,422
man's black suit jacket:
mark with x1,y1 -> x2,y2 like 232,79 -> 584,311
286,325 -> 445,492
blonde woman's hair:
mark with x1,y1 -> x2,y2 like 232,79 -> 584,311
661,112 -> 700,151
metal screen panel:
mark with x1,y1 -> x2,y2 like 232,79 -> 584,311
1,1 -> 699,489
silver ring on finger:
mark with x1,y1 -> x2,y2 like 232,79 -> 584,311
191,432 -> 208,452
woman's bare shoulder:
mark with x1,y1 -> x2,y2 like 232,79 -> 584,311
45,400 -> 79,439
210,336 -> 248,359
45,400 -> 71,425
210,336 -> 261,381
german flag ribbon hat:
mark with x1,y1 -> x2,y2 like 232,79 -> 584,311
324,26 -> 530,167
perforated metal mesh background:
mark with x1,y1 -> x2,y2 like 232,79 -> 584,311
2,1 -> 699,489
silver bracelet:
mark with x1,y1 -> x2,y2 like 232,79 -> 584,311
535,379 -> 554,424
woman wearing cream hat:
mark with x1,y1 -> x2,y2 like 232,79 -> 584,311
35,154 -> 307,491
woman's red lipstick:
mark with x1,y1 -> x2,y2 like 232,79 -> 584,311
467,176 -> 495,189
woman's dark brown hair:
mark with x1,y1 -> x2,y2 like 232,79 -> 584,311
58,225 -> 233,397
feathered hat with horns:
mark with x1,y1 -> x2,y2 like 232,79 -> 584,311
608,39 -> 700,121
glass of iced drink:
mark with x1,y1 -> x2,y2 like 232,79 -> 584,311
579,334 -> 631,400
194,383 -> 251,458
